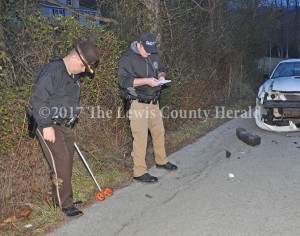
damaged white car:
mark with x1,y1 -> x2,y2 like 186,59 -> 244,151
255,59 -> 300,132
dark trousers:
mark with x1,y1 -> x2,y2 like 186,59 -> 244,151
36,125 -> 75,209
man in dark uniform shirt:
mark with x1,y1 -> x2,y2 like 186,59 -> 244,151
118,32 -> 178,183
31,40 -> 99,217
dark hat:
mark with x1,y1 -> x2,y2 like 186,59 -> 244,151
74,40 -> 99,74
138,32 -> 158,54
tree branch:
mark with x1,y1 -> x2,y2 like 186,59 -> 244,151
46,0 -> 117,24
138,0 -> 147,8
192,0 -> 210,13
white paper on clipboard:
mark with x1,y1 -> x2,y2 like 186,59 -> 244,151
159,80 -> 171,85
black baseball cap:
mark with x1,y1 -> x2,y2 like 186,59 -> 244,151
138,32 -> 158,54
74,40 -> 99,74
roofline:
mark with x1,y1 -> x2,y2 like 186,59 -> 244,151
279,59 -> 300,63
40,1 -> 98,13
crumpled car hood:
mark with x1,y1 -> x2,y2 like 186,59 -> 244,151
258,77 -> 300,97
272,76 -> 300,91
258,79 -> 273,97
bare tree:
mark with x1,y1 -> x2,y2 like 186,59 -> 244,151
296,0 -> 300,56
138,0 -> 161,39
285,0 -> 290,57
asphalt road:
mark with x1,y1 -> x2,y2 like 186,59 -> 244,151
48,114 -> 300,236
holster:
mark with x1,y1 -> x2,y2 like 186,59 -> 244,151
123,98 -> 132,115
25,105 -> 38,138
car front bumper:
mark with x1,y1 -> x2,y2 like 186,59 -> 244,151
255,99 -> 300,132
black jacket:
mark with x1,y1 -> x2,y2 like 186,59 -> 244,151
31,59 -> 81,128
118,42 -> 165,101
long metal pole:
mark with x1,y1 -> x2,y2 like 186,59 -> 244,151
74,143 -> 102,191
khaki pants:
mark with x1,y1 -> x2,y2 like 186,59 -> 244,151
129,100 -> 168,177
36,125 -> 75,209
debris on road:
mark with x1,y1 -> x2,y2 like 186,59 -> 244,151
229,173 -> 235,178
226,150 -> 231,158
236,127 -> 261,147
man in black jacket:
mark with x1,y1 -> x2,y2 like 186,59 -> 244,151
31,40 -> 99,217
118,32 -> 177,183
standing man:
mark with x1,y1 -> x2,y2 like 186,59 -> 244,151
31,40 -> 99,217
118,32 -> 177,183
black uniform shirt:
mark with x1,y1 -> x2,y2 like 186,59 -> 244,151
118,42 -> 165,101
31,59 -> 81,128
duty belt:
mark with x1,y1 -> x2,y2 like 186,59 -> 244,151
51,116 -> 77,128
132,98 -> 158,105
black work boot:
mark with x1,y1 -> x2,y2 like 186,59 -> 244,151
62,205 -> 84,217
133,173 -> 158,183
156,162 -> 178,171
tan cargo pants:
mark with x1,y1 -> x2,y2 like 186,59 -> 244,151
129,100 -> 168,177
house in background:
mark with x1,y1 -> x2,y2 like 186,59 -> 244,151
39,0 -> 100,26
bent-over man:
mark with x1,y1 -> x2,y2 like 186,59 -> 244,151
31,40 -> 99,216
